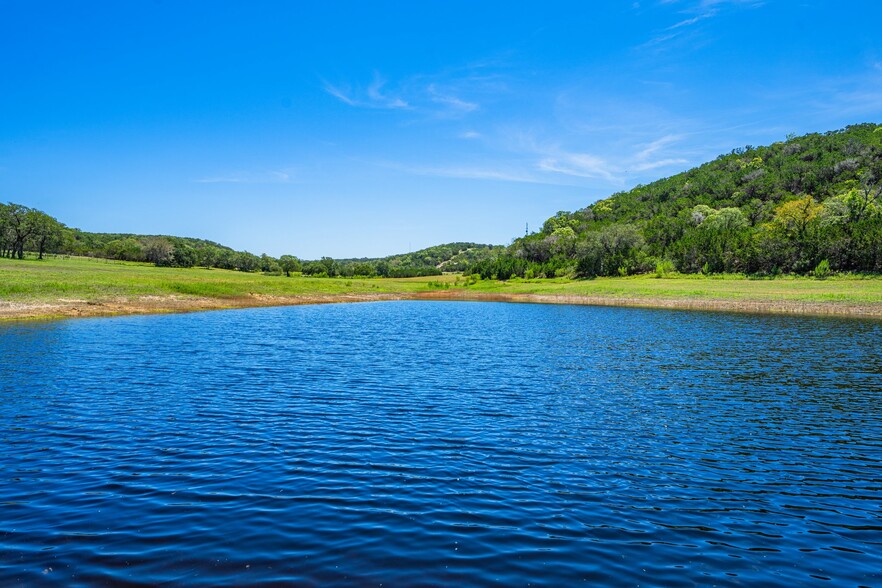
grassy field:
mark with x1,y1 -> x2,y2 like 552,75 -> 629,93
2,255 -> 882,320
469,272 -> 882,304
0,255 -> 430,301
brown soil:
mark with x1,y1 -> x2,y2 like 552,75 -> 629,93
1,290 -> 881,322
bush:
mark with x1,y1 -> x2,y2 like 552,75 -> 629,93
814,259 -> 831,279
655,259 -> 675,278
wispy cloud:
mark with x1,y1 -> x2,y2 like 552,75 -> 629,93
411,166 -> 541,183
459,130 -> 482,140
639,0 -> 763,49
195,168 -> 296,184
322,82 -> 358,106
427,84 -> 479,117
667,11 -> 716,30
628,135 -> 688,171
631,158 -> 689,172
366,75 -> 409,109
321,59 -> 506,119
374,159 -> 578,186
634,134 -> 682,159
497,127 -> 691,184
322,73 -> 409,110
537,152 -> 619,183
807,74 -> 882,118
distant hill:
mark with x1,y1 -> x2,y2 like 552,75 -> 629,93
306,242 -> 500,278
338,242 -> 500,271
1,203 -> 501,277
8,123 -> 880,279
468,123 -> 882,279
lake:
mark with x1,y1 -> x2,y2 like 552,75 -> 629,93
1,301 -> 880,586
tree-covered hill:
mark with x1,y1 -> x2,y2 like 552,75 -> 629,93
6,123 -> 880,280
306,243 -> 500,278
469,123 -> 882,279
0,205 -> 298,273
1,202 -> 500,277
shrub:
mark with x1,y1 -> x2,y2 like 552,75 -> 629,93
814,259 -> 831,279
655,260 -> 675,278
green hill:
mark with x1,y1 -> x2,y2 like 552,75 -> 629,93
6,123 -> 880,280
336,242 -> 499,272
1,201 -> 500,277
305,242 -> 500,278
469,123 -> 882,279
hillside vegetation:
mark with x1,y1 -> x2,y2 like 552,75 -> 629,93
468,123 -> 882,279
4,123 -> 881,282
326,242 -> 500,277
0,203 -> 497,277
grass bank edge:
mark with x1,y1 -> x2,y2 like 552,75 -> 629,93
2,256 -> 882,311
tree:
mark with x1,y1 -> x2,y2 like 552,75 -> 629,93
772,196 -> 822,241
374,260 -> 391,277
301,260 -> 327,276
350,262 -> 376,277
278,255 -> 302,277
698,207 -> 749,272
105,238 -> 146,261
259,253 -> 281,274
172,243 -> 197,268
28,211 -> 65,259
143,237 -> 175,266
319,256 -> 339,277
3,203 -> 36,259
0,203 -> 10,257
235,252 -> 260,272
597,224 -> 645,275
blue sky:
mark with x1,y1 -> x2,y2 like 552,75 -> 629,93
2,1 -> 881,259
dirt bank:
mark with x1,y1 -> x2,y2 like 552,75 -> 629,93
2,290 -> 881,322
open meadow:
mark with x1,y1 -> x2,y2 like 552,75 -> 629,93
2,255 -> 882,320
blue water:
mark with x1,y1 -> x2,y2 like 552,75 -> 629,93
1,301 -> 881,586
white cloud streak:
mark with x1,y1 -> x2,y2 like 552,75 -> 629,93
195,168 -> 296,184
639,0 -> 763,49
321,64 -> 496,118
322,74 -> 409,110
537,153 -> 619,182
427,84 -> 479,116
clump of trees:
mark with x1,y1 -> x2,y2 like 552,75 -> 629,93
0,203 -> 65,259
466,123 -> 882,279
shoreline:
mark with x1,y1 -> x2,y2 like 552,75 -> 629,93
2,290 -> 882,322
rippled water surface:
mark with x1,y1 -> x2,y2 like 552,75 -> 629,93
1,301 -> 881,586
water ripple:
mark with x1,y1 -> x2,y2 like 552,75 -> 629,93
1,301 -> 881,586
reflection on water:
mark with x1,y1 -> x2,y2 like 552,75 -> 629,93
1,302 -> 880,586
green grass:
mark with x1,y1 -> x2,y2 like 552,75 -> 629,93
2,255 -> 881,309
0,255 -> 435,302
465,273 -> 882,304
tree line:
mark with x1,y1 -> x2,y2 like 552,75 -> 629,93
467,123 -> 882,279
1,204 -> 497,278
0,203 -> 65,260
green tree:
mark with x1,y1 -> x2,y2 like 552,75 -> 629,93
235,252 -> 260,272
3,203 -> 36,259
29,212 -> 64,259
259,254 -> 280,274
172,244 -> 197,268
278,255 -> 302,277
143,237 -> 175,266
105,238 -> 145,261
319,256 -> 339,277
